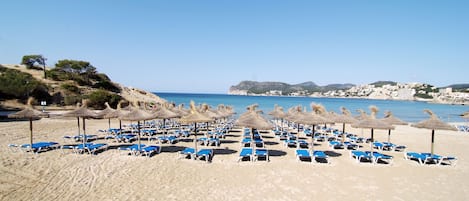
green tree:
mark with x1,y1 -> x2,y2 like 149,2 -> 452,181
87,90 -> 122,109
21,55 -> 47,78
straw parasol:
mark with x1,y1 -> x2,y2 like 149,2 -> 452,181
235,104 -> 272,130
119,101 -> 156,151
268,105 -> 287,130
411,109 -> 457,155
295,107 -> 331,151
235,104 -> 272,159
352,106 -> 394,158
8,97 -> 48,150
103,100 -> 128,132
381,111 -> 408,143
153,104 -> 180,136
331,107 -> 358,142
95,102 -> 116,130
179,101 -> 214,155
62,99 -> 98,146
355,109 -> 368,121
285,105 -> 304,133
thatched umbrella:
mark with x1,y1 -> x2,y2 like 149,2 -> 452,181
153,104 -> 180,136
284,105 -> 304,133
355,109 -> 368,121
179,101 -> 213,154
268,105 -> 287,130
411,110 -> 457,155
8,97 -> 48,150
329,107 -> 358,142
381,111 -> 408,143
236,104 -> 272,130
103,100 -> 128,132
295,109 -> 331,150
118,102 -> 156,150
62,100 -> 97,146
235,104 -> 272,158
352,106 -> 394,155
95,102 -> 116,130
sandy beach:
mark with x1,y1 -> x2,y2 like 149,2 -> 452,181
1,117 -> 468,201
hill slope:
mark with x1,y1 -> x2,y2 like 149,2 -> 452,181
0,64 -> 165,109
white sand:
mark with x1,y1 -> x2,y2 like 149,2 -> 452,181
1,118 -> 468,201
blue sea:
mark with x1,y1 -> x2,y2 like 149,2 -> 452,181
155,92 -> 469,123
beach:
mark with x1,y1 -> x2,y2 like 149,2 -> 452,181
1,117 -> 468,201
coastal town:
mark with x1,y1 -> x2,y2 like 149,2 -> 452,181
229,82 -> 469,105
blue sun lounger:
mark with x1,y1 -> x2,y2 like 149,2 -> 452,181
405,152 -> 457,166
329,141 -> 344,149
196,149 -> 213,163
19,142 -> 60,153
255,149 -> 269,162
313,150 -> 329,163
178,147 -> 196,159
296,149 -> 311,162
365,151 -> 393,164
350,150 -> 372,163
140,145 -> 161,157
238,147 -> 254,162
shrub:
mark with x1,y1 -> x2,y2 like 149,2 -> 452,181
61,83 -> 80,94
87,90 -> 122,109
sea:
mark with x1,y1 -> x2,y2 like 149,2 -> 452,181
155,92 -> 469,123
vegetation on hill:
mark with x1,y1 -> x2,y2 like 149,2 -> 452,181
230,80 -> 354,95
1,55 -> 124,109
370,81 -> 397,87
446,84 -> 469,92
0,65 -> 50,102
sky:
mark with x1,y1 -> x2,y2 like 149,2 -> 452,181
1,1 -> 468,93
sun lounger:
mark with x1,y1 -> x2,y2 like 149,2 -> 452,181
329,141 -> 344,149
241,138 -> 264,148
140,145 -> 161,157
382,142 -> 406,152
255,149 -> 269,162
296,149 -> 311,162
115,134 -> 137,143
196,149 -> 213,163
178,147 -> 196,159
238,147 -> 254,162
421,153 -> 457,165
405,152 -> 428,164
117,144 -> 146,155
85,143 -> 108,155
365,151 -> 393,164
20,142 -> 60,153
350,150 -> 372,163
63,135 -> 98,142
158,135 -> 179,144
344,142 -> 359,150
312,150 -> 329,163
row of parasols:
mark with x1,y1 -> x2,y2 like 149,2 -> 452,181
8,98 -> 235,153
9,98 -> 467,156
245,103 -> 465,156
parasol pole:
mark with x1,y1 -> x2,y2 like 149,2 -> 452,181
29,117 -> 33,151
431,129 -> 435,155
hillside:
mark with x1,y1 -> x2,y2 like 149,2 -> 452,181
0,64 -> 165,110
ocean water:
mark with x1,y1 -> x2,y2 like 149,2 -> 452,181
155,92 -> 469,123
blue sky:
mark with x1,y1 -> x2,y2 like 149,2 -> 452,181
1,1 -> 468,93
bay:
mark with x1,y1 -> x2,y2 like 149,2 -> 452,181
155,92 -> 469,123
